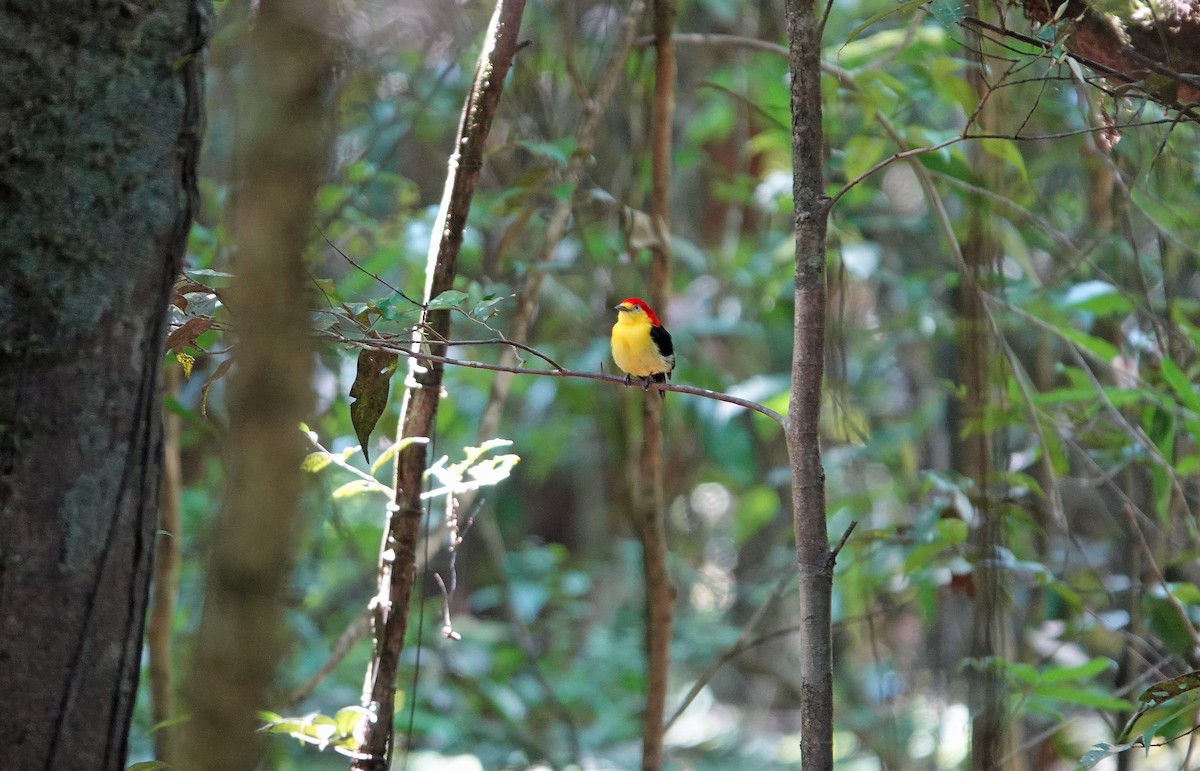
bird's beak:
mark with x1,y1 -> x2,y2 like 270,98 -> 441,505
614,303 -> 627,311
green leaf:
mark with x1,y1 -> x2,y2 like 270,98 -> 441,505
1034,683 -> 1132,711
426,289 -> 468,311
1062,280 -> 1134,316
302,452 -> 333,473
349,348 -> 399,463
471,293 -> 512,320
1059,326 -> 1119,362
370,436 -> 429,475
1080,741 -> 1137,767
935,518 -> 968,545
1161,356 -> 1200,414
125,762 -> 170,771
977,137 -> 1027,182
333,705 -> 374,737
1040,657 -> 1114,683
845,0 -> 930,44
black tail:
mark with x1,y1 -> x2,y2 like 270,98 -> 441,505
652,372 -> 668,399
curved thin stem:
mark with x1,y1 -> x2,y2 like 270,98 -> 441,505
333,333 -> 788,427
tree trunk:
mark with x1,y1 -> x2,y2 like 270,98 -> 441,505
636,2 -> 676,768
178,1 -> 332,769
0,2 -> 207,769
785,0 -> 835,768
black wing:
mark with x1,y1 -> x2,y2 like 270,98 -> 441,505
650,324 -> 675,379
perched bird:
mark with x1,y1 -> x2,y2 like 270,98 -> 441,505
611,297 -> 675,396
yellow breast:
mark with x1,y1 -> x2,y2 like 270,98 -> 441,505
611,317 -> 669,377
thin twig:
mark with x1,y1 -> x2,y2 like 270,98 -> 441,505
334,333 -> 788,426
287,610 -> 372,706
421,338 -> 565,371
665,569 -> 794,730
827,519 -> 858,565
1121,505 -> 1200,648
318,226 -> 417,306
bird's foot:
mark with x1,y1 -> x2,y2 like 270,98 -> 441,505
623,374 -> 632,386
641,378 -> 652,391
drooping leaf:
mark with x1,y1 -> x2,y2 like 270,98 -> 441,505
349,348 -> 399,463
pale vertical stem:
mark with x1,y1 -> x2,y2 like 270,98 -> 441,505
352,3 -> 526,768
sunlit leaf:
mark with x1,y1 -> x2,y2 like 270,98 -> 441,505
302,452 -> 333,473
370,435 -> 429,475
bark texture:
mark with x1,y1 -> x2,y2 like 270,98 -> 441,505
178,0 -> 331,768
785,0 -> 835,768
0,2 -> 206,768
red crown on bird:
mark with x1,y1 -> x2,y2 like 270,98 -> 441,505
620,297 -> 661,326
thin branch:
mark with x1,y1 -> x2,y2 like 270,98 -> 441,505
827,519 -> 858,565
333,333 -> 788,426
634,32 -> 787,57
286,609 -> 372,707
1121,506 -> 1200,648
422,338 -> 565,371
665,569 -> 794,730
318,226 -> 418,306
830,120 -> 1178,205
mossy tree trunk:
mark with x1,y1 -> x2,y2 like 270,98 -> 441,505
0,2 -> 207,769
